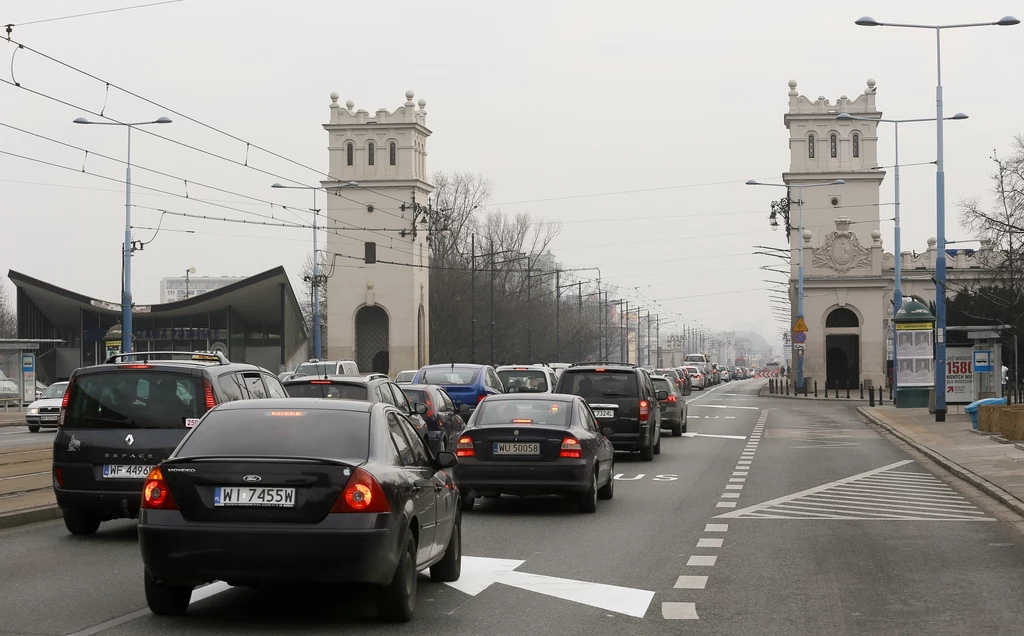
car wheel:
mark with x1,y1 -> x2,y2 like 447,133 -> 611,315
672,422 -> 682,437
639,442 -> 654,462
577,471 -> 598,513
460,493 -> 475,511
27,425 -> 40,433
144,569 -> 193,616
377,535 -> 417,622
430,512 -> 461,582
597,463 -> 614,500
63,509 -> 100,536
653,428 -> 661,455
682,421 -> 688,434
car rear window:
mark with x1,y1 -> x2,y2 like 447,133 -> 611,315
420,368 -> 478,385
294,362 -> 335,377
395,371 -> 417,383
401,388 -> 426,404
651,377 -> 674,392
473,399 -> 570,428
559,370 -> 638,399
64,371 -> 205,429
177,408 -> 370,460
496,370 -> 549,393
284,382 -> 368,399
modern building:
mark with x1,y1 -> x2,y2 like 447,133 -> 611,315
9,266 -> 308,384
160,275 -> 241,303
322,90 -> 433,375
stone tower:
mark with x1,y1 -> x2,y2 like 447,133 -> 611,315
323,90 -> 433,375
783,79 -> 887,389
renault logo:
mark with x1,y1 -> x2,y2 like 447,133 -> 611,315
243,475 -> 262,483
513,430 -> 519,436
124,434 -> 134,447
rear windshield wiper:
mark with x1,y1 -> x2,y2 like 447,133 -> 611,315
600,392 -> 635,398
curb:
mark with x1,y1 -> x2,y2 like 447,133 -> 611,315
0,505 -> 62,530
858,407 -> 1024,517
757,387 -> 871,404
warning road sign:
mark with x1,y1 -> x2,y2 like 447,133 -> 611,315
792,317 -> 808,332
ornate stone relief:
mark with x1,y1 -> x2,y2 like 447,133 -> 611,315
812,216 -> 871,274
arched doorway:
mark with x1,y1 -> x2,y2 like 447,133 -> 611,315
355,305 -> 389,374
825,307 -> 859,389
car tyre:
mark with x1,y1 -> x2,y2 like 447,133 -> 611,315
577,471 -> 598,513
654,429 -> 661,455
460,494 -> 475,511
377,536 -> 417,622
681,421 -> 688,434
671,421 -> 683,437
27,425 -> 40,433
430,512 -> 461,582
144,570 -> 193,616
639,442 -> 654,462
63,509 -> 100,535
597,464 -> 614,500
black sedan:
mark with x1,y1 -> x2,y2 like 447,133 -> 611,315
400,384 -> 469,453
138,399 -> 461,622
454,394 -> 615,513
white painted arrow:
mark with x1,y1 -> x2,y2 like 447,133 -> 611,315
681,432 -> 747,440
445,556 -> 654,618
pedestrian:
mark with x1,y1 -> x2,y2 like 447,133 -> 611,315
1002,364 -> 1009,396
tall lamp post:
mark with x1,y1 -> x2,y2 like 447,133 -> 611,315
746,178 -> 846,390
271,181 -> 360,360
854,14 -> 1018,419
74,115 -> 172,353
185,267 -> 196,299
836,111 -> 967,404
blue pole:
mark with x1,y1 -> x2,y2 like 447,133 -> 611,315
892,122 -> 902,404
796,184 -> 804,390
122,126 -> 133,354
312,189 -> 322,359
934,27 -> 948,422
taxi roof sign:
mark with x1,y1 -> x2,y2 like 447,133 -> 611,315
792,317 -> 809,333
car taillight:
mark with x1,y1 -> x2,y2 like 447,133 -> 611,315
560,437 -> 582,458
58,376 -> 74,427
203,378 -> 217,410
477,393 -> 487,404
456,436 -> 475,457
310,379 -> 332,385
425,396 -> 434,418
142,467 -> 178,510
639,400 -> 650,423
54,468 -> 63,488
666,394 -> 677,403
331,468 -> 391,513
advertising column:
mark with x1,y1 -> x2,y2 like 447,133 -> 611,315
893,300 -> 935,409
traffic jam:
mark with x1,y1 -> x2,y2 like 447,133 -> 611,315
45,350 -> 754,621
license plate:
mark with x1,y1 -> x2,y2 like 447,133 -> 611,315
593,410 -> 614,418
103,464 -> 153,479
214,487 -> 296,507
40,415 -> 58,422
493,442 -> 540,455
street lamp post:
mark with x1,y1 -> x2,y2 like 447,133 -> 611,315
855,14 -> 1018,420
836,111 -> 967,404
747,178 -> 846,390
74,115 -> 172,354
185,267 -> 196,299
271,181 -> 360,360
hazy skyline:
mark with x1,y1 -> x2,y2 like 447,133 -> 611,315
2,0 -> 1021,350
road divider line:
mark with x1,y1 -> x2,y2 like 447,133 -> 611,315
696,538 -> 723,548
662,602 -> 699,619
674,575 -> 708,589
704,523 -> 728,532
686,556 -> 717,566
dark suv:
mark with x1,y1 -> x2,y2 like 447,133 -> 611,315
554,363 -> 666,461
52,351 -> 287,535
282,375 -> 431,444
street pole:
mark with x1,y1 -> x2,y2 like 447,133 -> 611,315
796,183 -> 805,390
311,189 -> 322,359
122,125 -> 134,353
577,281 -> 583,362
555,270 -> 561,362
646,311 -> 651,366
490,247 -> 496,365
526,260 -> 532,360
471,233 -> 476,363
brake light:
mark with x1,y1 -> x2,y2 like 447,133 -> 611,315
560,437 -> 582,458
477,393 -> 487,404
331,468 -> 391,513
54,468 -> 64,488
310,379 -> 332,385
58,376 -> 74,427
122,364 -> 151,369
424,396 -> 434,418
203,378 -> 217,410
594,368 -> 605,372
639,399 -> 650,423
666,394 -> 677,403
141,467 -> 178,510
456,435 -> 475,457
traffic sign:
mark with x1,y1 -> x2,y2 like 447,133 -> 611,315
792,317 -> 808,332
793,331 -> 806,344
794,344 -> 805,352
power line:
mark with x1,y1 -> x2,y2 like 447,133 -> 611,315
5,0 -> 183,28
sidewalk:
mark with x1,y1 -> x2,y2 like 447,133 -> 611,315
859,406 -> 1024,516
0,412 -> 27,427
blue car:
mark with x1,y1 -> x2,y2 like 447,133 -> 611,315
412,364 -> 504,413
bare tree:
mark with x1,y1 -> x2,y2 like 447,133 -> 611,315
0,279 -> 15,339
298,252 -> 328,347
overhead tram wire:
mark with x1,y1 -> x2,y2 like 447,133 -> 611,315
4,1 -> 184,30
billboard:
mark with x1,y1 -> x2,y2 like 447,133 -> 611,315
945,347 -> 973,405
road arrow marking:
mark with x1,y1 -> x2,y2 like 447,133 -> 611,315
682,432 -> 747,440
446,556 -> 655,618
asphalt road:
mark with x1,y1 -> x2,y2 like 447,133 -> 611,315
2,379 -> 1023,635
0,426 -> 56,450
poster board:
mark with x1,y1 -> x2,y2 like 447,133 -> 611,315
945,347 -> 974,405
896,323 -> 934,387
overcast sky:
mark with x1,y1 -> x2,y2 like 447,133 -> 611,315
1,0 -> 1021,350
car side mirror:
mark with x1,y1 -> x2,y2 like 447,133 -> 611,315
459,404 -> 470,414
601,427 -> 615,436
436,450 -> 458,469
656,390 -> 668,401
413,401 -> 428,415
